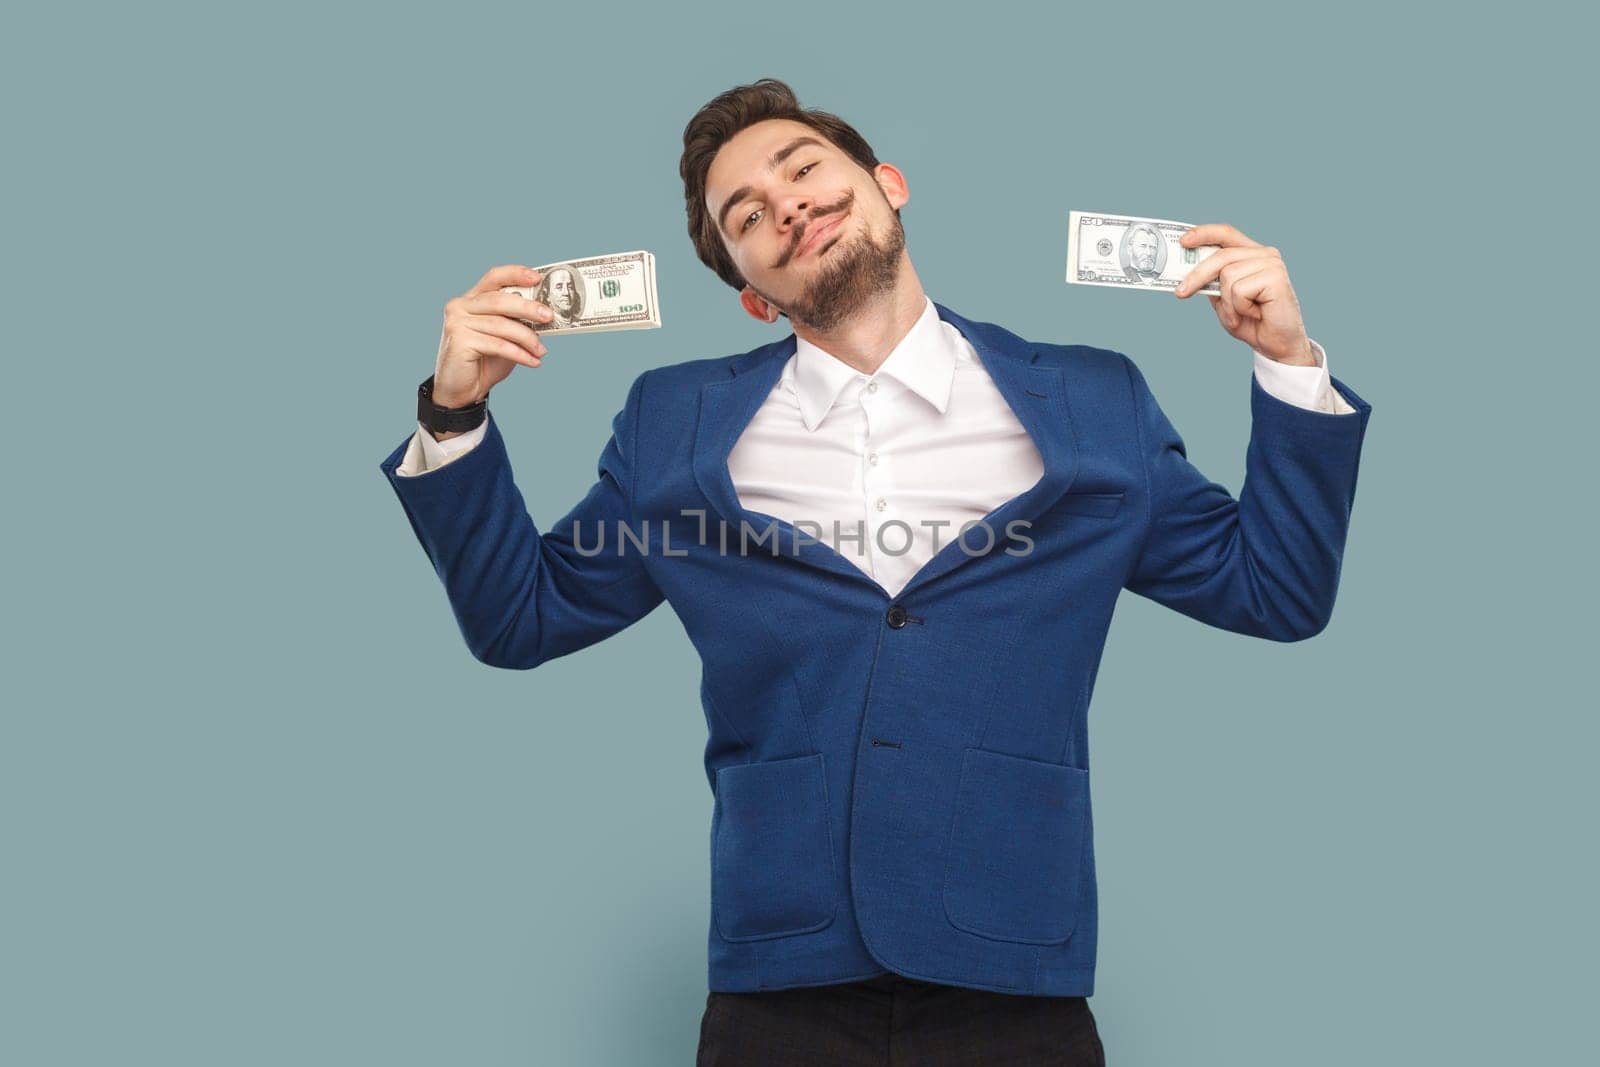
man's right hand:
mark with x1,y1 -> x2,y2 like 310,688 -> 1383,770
429,264 -> 555,438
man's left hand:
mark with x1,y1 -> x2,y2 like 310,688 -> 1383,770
1173,223 -> 1315,366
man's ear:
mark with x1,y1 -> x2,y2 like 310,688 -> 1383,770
740,286 -> 783,324
873,162 -> 910,211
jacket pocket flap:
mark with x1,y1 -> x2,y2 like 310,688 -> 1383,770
1059,491 -> 1124,518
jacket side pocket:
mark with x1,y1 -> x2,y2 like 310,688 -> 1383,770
942,746 -> 1091,945
712,753 -> 839,942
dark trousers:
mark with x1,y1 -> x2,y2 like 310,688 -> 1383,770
696,971 -> 1106,1065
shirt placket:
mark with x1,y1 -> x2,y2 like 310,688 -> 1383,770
855,374 -> 898,592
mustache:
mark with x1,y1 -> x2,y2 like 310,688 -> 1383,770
772,189 -> 855,269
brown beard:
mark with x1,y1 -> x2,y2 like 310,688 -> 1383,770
753,189 -> 906,333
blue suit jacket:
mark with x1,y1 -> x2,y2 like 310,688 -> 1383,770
379,302 -> 1373,996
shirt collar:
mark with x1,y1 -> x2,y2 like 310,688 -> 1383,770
784,296 -> 965,432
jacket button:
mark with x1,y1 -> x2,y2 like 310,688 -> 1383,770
885,604 -> 908,629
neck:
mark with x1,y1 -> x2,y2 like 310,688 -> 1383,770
790,257 -> 928,376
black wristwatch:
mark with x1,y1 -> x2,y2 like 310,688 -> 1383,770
417,375 -> 488,434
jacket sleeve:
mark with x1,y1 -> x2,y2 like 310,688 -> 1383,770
1120,353 -> 1373,641
378,370 -> 666,668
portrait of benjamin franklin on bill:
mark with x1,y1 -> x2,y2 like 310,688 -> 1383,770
1120,222 -> 1167,282
536,265 -> 586,328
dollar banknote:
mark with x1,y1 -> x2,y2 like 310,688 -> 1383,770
1065,211 -> 1221,296
498,250 -> 660,334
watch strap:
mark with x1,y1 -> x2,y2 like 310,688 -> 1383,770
417,375 -> 488,433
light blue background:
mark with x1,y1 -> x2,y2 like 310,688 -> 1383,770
4,2 -> 1592,1064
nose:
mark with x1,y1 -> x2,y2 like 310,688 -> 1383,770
775,191 -> 813,232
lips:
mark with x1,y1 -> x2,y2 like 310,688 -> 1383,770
797,211 -> 846,258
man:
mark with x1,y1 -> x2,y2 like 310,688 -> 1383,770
1122,221 -> 1164,282
536,264 -> 584,329
380,79 -> 1370,1065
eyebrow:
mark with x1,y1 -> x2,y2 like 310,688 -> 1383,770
716,136 -> 828,237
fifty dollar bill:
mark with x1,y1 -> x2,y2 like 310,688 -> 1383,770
1065,211 -> 1221,296
499,250 -> 660,334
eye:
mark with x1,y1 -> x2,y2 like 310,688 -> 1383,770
741,208 -> 763,232
796,163 -> 816,178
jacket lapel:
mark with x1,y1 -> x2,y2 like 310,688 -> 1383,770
690,303 -> 1080,600
692,332 -> 883,590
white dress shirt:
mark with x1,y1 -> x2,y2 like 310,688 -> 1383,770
396,297 -> 1355,597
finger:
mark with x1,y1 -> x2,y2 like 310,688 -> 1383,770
463,290 -> 556,323
468,329 -> 544,368
462,314 -> 548,359
1208,295 -> 1238,331
1175,247 -> 1268,297
1227,267 -> 1277,320
467,264 -> 544,297
1217,265 -> 1241,324
1222,265 -> 1274,322
1179,223 -> 1261,250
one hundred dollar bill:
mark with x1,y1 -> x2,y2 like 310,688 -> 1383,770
1065,211 -> 1221,295
498,250 -> 660,334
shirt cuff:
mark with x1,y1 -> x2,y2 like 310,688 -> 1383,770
1252,339 -> 1356,415
393,414 -> 492,477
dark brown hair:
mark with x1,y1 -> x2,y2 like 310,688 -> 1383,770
680,78 -> 896,291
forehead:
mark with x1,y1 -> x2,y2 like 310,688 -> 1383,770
704,118 -> 837,204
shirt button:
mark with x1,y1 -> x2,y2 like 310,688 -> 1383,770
867,381 -> 879,393
875,497 -> 888,512
885,604 -> 908,629
867,452 -> 879,466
